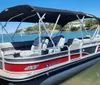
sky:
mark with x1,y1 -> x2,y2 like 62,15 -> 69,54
0,0 -> 100,33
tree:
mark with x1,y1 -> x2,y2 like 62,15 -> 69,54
85,19 -> 98,30
45,23 -> 60,30
70,26 -> 80,31
91,25 -> 98,30
24,27 -> 33,33
15,29 -> 22,33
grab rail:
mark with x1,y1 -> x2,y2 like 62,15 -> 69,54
63,45 -> 71,62
41,45 -> 71,62
0,49 -> 5,71
80,44 -> 83,59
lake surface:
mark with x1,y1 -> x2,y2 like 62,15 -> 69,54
60,61 -> 100,85
0,30 -> 95,42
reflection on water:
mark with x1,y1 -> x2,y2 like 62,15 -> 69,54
60,61 -> 100,85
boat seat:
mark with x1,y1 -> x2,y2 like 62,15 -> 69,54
24,40 -> 34,50
31,36 -> 50,53
60,39 -> 74,51
0,40 -> 34,56
65,39 -> 74,46
0,42 -> 21,56
47,35 -> 65,47
70,38 -> 82,50
42,37 -> 50,51
48,35 -> 66,53
57,36 -> 65,48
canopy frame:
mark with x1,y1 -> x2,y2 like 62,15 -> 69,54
0,4 -> 99,44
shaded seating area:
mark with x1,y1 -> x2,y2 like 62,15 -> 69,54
0,35 -> 75,57
46,35 -> 66,54
0,40 -> 34,57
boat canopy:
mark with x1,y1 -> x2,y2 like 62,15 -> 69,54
0,5 -> 100,27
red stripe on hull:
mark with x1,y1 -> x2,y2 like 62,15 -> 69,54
5,53 -> 87,72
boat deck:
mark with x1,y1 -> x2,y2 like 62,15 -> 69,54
3,50 -> 40,59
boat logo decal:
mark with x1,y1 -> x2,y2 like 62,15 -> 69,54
25,64 -> 39,71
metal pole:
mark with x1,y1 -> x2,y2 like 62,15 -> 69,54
1,27 -> 3,43
0,13 -> 24,42
0,23 -> 14,42
1,50 -> 5,71
12,14 -> 36,39
50,14 -> 61,37
96,25 -> 100,35
79,16 -> 91,38
81,16 -> 91,38
39,20 -> 41,55
94,18 -> 100,36
76,15 -> 84,43
80,44 -> 82,59
92,27 -> 98,39
91,18 -> 100,39
36,12 -> 56,51
76,15 -> 85,58
5,13 -> 24,26
68,46 -> 71,62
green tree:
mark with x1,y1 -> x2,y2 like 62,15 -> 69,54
24,27 -> 33,33
15,29 -> 22,33
85,19 -> 98,30
70,26 -> 80,31
91,25 -> 98,30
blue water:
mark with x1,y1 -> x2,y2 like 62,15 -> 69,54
0,30 -> 95,42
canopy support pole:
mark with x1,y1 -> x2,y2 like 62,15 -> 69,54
76,15 -> 84,43
81,17 -> 91,38
36,12 -> 56,51
77,16 -> 91,38
12,14 -> 36,39
92,25 -> 100,39
37,13 -> 47,54
96,25 -> 100,35
91,17 -> 100,40
50,14 -> 61,37
4,13 -> 24,27
96,18 -> 100,35
0,13 -> 24,42
1,26 -> 3,43
0,23 -> 14,42
39,20 -> 41,55
76,15 -> 85,59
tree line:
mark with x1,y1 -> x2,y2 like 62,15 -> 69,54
16,19 -> 98,34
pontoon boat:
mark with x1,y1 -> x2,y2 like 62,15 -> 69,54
0,5 -> 100,85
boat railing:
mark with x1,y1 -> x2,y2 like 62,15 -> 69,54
0,42 -> 100,73
41,45 -> 71,62
63,45 -> 71,62
0,49 -> 5,71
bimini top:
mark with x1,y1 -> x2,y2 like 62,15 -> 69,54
0,5 -> 99,26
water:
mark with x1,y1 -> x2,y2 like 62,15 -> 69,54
60,62 -> 100,85
0,30 -> 95,42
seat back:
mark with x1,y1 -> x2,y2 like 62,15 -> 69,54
57,37 -> 65,48
31,36 -> 50,51
66,39 -> 74,46
53,35 -> 65,48
42,38 -> 49,51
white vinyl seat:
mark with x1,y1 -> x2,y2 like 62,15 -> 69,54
57,37 -> 65,48
42,38 -> 49,51
48,35 -> 65,54
31,37 -> 49,52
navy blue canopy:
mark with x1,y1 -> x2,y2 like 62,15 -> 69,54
0,5 -> 99,26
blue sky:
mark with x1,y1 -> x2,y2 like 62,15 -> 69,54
0,0 -> 100,33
